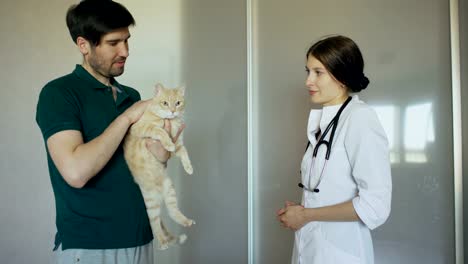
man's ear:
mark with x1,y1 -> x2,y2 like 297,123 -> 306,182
77,37 -> 91,55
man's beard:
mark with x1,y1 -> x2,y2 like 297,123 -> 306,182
88,55 -> 124,78
91,62 -> 123,78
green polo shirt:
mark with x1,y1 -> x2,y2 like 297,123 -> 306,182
36,65 -> 153,250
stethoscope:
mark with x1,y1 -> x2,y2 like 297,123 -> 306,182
298,96 -> 352,193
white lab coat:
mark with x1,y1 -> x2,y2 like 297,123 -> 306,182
292,95 -> 392,264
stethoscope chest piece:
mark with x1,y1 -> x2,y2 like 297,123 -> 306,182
298,183 -> 320,193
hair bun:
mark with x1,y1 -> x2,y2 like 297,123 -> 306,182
348,73 -> 369,92
359,75 -> 369,90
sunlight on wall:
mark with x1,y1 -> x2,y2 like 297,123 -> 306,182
404,103 -> 434,163
373,105 -> 399,163
372,102 -> 434,165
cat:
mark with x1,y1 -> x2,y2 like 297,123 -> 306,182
123,83 -> 194,250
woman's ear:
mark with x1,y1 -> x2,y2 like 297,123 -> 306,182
339,81 -> 348,91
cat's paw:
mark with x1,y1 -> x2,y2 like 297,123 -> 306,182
184,163 -> 193,175
157,243 -> 169,250
157,236 -> 176,250
163,142 -> 176,152
183,219 -> 195,227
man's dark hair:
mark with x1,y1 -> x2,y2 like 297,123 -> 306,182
66,0 -> 135,46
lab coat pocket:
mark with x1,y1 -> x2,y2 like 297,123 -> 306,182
319,222 -> 362,263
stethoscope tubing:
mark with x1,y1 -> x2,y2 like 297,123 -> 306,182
300,96 -> 352,193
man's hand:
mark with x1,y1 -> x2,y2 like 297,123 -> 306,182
122,100 -> 151,124
146,120 -> 185,163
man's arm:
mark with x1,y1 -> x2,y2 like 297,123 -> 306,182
47,100 -> 150,188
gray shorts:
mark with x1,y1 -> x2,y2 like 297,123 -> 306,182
54,242 -> 154,264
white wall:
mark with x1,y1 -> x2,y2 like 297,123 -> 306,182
1,1 -> 77,263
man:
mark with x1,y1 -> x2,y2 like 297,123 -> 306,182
36,1 -> 178,263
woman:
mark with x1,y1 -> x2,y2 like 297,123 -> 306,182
277,35 -> 392,264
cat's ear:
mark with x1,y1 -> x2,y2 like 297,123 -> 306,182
178,85 -> 186,96
154,83 -> 164,96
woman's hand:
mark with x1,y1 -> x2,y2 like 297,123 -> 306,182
277,201 -> 307,231
145,120 -> 185,163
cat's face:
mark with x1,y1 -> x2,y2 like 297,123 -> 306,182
149,84 -> 185,119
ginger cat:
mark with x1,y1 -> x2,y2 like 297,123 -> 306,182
123,83 -> 194,250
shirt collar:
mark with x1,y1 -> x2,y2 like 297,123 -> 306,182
307,95 -> 360,143
73,64 -> 121,90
